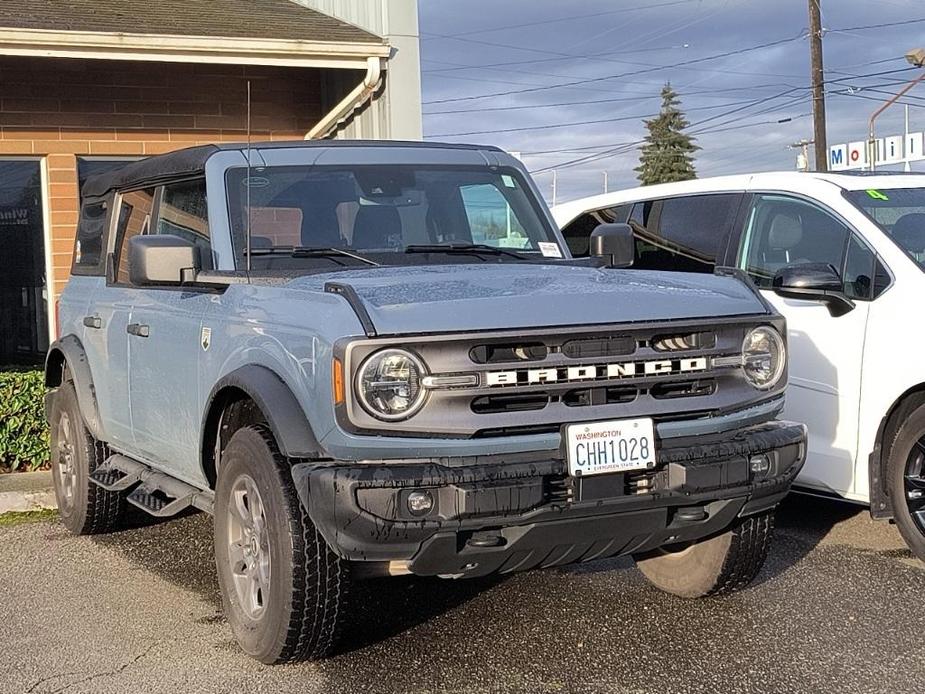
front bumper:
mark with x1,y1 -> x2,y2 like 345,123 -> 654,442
292,420 -> 806,578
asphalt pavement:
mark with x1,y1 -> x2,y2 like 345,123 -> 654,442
1,494 -> 922,694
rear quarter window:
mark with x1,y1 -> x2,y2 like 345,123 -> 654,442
71,197 -> 111,276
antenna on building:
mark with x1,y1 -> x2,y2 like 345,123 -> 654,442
245,80 -> 253,273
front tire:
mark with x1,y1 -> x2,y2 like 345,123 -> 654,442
633,511 -> 774,598
886,403 -> 925,561
213,425 -> 351,664
48,380 -> 125,535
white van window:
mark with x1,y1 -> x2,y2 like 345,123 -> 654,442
739,194 -> 887,300
846,188 -> 925,267
654,195 -> 736,273
559,194 -> 735,273
739,195 -> 850,287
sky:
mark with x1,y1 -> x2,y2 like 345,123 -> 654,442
417,0 -> 925,205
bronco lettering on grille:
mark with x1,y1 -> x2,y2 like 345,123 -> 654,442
485,357 -> 708,387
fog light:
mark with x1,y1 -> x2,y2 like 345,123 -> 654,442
407,490 -> 434,516
750,454 -> 771,476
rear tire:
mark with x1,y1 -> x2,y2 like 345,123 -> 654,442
886,403 -> 925,562
48,380 -> 125,535
633,511 -> 774,598
213,425 -> 351,664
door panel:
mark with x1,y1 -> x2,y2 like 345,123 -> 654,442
128,289 -> 206,478
125,179 -> 211,481
738,193 -> 871,496
82,285 -> 135,449
761,294 -> 868,494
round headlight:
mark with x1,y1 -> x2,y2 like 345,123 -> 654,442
741,327 -> 786,389
356,349 -> 427,420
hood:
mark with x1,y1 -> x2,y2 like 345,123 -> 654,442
287,264 -> 767,335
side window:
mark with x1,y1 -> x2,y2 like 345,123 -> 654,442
71,198 -> 109,276
739,195 -> 850,289
112,188 -> 155,284
560,206 -> 619,257
843,234 -> 874,300
644,194 -> 738,273
155,179 -> 212,270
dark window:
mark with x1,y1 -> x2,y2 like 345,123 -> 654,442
155,179 -> 212,270
739,193 -> 884,301
560,205 -> 625,257
0,160 -> 47,364
112,188 -> 155,284
71,199 -> 109,276
843,233 -> 874,300
637,194 -> 737,273
739,194 -> 851,288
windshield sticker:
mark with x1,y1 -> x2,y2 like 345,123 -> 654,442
501,174 -> 516,188
866,189 -> 890,201
539,242 -> 563,258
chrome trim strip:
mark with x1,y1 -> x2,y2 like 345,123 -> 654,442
422,374 -> 479,389
655,396 -> 785,439
712,354 -> 743,368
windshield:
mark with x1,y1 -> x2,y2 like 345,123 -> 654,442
846,187 -> 925,268
225,165 -> 562,269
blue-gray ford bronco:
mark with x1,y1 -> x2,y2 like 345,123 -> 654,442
46,140 -> 806,663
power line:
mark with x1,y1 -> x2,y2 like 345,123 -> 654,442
424,83 -> 800,116
426,95 -> 792,138
528,89 -> 810,172
422,0 -> 702,39
423,33 -> 807,105
830,16 -> 925,32
423,18 -> 925,106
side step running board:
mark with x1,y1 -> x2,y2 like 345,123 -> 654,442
90,454 -> 214,516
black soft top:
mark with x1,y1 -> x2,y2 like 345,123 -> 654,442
80,140 -> 504,199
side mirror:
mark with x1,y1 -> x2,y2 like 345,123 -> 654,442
772,262 -> 855,317
590,223 -> 634,268
128,234 -> 200,286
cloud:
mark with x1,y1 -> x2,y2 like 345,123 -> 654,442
419,0 -> 925,202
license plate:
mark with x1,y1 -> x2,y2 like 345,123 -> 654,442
565,418 -> 656,477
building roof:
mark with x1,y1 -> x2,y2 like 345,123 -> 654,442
81,141 -> 505,198
0,0 -> 382,44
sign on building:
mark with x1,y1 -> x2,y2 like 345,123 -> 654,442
831,132 -> 925,170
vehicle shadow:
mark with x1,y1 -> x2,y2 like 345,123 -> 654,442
90,508 -> 501,648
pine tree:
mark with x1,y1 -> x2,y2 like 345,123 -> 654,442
635,83 -> 699,186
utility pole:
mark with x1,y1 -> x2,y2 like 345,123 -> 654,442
789,139 -> 813,171
602,171 -> 608,193
808,0 -> 828,171
551,169 -> 558,207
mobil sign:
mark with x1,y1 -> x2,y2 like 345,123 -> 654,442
830,132 -> 925,170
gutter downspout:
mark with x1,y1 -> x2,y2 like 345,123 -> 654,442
306,55 -> 383,139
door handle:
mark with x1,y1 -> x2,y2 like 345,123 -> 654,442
126,323 -> 150,338
83,315 -> 102,329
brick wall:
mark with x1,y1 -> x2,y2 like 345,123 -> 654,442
0,56 -> 323,299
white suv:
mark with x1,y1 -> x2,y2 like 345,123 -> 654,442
553,172 -> 925,559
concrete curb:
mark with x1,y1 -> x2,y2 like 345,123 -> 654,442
0,470 -> 57,514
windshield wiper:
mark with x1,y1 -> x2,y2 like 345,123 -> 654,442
249,246 -> 380,267
404,243 -> 527,260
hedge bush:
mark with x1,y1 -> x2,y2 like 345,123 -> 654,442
0,369 -> 49,472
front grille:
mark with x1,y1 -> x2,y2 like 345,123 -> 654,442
340,315 -> 783,437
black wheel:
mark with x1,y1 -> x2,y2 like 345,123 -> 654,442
887,403 -> 925,561
213,425 -> 351,664
48,380 -> 125,534
633,511 -> 774,598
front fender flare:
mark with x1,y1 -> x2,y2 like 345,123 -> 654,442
44,335 -> 107,442
203,365 -> 326,461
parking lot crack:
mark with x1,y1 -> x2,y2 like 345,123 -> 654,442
27,640 -> 163,694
